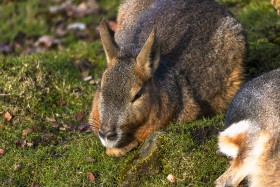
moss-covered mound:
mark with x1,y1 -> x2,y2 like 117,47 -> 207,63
0,0 -> 279,186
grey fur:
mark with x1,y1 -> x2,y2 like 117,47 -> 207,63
226,68 -> 280,133
115,0 -> 245,116
89,0 -> 246,153
216,68 -> 280,186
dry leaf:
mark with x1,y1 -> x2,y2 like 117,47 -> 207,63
13,163 -> 22,171
77,123 -> 89,131
74,59 -> 93,71
62,123 -> 70,129
30,183 -> 40,187
85,157 -> 95,163
46,117 -> 56,122
74,0 -> 99,17
75,111 -> 84,121
51,122 -> 60,129
26,142 -> 34,147
15,139 -> 27,148
22,128 -> 33,136
67,23 -> 86,31
56,26 -> 68,37
49,5 -> 64,14
34,35 -> 61,52
59,127 -> 66,131
89,79 -> 100,85
0,149 -> 4,155
35,35 -> 54,48
87,172 -> 95,182
81,71 -> 89,78
167,174 -> 176,183
58,99 -> 66,106
0,42 -> 13,55
4,112 -> 12,121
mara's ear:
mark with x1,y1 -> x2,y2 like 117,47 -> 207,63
136,28 -> 160,81
99,20 -> 119,67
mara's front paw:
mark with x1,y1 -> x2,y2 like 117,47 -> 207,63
215,172 -> 239,187
215,178 -> 228,187
106,141 -> 139,157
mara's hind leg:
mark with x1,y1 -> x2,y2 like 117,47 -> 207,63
216,120 -> 253,187
216,130 -> 271,186
215,154 -> 250,187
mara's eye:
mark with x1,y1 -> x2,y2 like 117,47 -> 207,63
132,87 -> 144,103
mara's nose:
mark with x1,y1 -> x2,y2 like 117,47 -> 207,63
106,131 -> 117,141
98,129 -> 118,141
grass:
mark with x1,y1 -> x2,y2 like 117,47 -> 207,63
219,0 -> 280,76
0,0 -> 279,186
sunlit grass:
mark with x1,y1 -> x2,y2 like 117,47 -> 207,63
0,0 -> 279,186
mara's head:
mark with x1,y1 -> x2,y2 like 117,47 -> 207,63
92,20 -> 160,148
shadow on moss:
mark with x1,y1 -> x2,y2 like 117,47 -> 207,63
118,116 -> 228,186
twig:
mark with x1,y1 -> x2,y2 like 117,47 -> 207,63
0,93 -> 11,96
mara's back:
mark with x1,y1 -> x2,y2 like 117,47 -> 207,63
225,68 -> 280,130
116,0 -> 246,113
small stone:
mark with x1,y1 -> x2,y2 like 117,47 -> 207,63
55,113 -> 61,118
4,112 -> 12,121
83,76 -> 92,81
89,80 -> 96,85
87,172 -> 95,182
167,174 -> 176,183
26,142 -> 34,147
0,149 -> 4,155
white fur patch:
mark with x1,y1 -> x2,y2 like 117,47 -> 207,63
251,132 -> 269,157
219,143 -> 239,158
220,120 -> 251,137
249,132 -> 270,187
99,129 -> 123,148
218,120 -> 252,158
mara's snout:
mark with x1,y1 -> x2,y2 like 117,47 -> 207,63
98,127 -> 123,148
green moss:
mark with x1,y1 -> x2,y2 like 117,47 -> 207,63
0,0 -> 279,186
219,0 -> 280,77
0,44 -> 130,186
119,132 -> 166,186
118,116 -> 228,186
0,0 -> 48,42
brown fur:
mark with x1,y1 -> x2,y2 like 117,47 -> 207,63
219,133 -> 246,160
88,90 -> 101,134
250,132 -> 280,187
216,68 -> 280,186
216,133 -> 253,187
271,0 -> 280,15
89,0 -> 246,156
